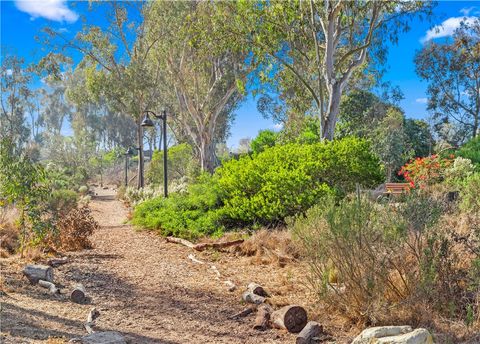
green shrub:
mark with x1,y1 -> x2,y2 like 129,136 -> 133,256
78,185 -> 89,195
460,173 -> 480,213
147,143 -> 198,186
290,195 -> 406,322
132,174 -> 224,239
216,137 -> 383,224
251,129 -> 278,154
457,136 -> 480,167
134,137 -> 382,237
290,192 -> 479,327
47,189 -> 78,216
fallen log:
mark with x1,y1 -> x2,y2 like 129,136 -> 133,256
38,279 -> 59,295
296,321 -> 323,344
71,284 -> 87,304
247,282 -> 269,297
84,307 -> 99,334
69,331 -> 126,344
166,236 -> 244,251
242,291 -> 266,305
193,239 -> 244,251
271,305 -> 308,333
166,236 -> 196,249
253,304 -> 273,331
229,305 -> 257,319
47,257 -> 69,267
23,264 -> 53,284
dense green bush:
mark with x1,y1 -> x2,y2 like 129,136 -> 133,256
457,136 -> 480,167
133,137 -> 382,237
216,137 -> 383,224
47,189 -> 78,216
251,129 -> 278,154
132,174 -> 224,239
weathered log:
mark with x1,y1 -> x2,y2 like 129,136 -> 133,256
166,236 -> 196,248
193,239 -> 244,251
242,291 -> 266,305
253,304 -> 273,331
38,279 -> 59,295
229,305 -> 257,319
271,305 -> 308,333
84,307 -> 99,334
69,331 -> 126,344
47,257 -> 69,267
23,264 -> 53,284
296,321 -> 323,344
71,284 -> 87,304
247,282 -> 269,297
166,236 -> 244,251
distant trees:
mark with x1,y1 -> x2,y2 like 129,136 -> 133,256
45,1 -> 167,187
0,53 -> 33,151
415,17 -> 480,139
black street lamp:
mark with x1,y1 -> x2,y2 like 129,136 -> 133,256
124,147 -> 135,187
141,109 -> 168,197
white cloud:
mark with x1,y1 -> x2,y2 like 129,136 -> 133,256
416,98 -> 428,104
421,16 -> 476,43
460,7 -> 476,16
272,123 -> 283,130
14,0 -> 78,23
6,69 -> 13,76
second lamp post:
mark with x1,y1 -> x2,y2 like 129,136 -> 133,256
141,109 -> 168,198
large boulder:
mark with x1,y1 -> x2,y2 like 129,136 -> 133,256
352,326 -> 433,344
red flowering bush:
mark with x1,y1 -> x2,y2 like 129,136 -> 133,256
398,154 -> 454,189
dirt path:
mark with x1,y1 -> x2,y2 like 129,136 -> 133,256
1,188 -> 312,343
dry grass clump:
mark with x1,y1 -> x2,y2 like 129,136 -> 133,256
291,193 -> 480,341
232,228 -> 301,267
50,207 -> 99,251
0,222 -> 20,257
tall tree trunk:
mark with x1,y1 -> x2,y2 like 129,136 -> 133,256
322,83 -> 343,140
198,135 -> 216,173
137,120 -> 144,189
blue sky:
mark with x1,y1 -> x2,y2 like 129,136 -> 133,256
1,0 -> 479,148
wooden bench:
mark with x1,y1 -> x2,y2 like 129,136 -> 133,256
384,183 -> 410,195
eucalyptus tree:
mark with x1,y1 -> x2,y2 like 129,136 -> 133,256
213,0 -> 433,139
145,1 -> 247,172
415,18 -> 480,139
0,53 -> 32,150
44,1 -> 167,188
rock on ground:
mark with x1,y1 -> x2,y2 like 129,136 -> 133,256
352,326 -> 433,344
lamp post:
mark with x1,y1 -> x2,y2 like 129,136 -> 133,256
141,109 -> 168,197
124,147 -> 135,187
